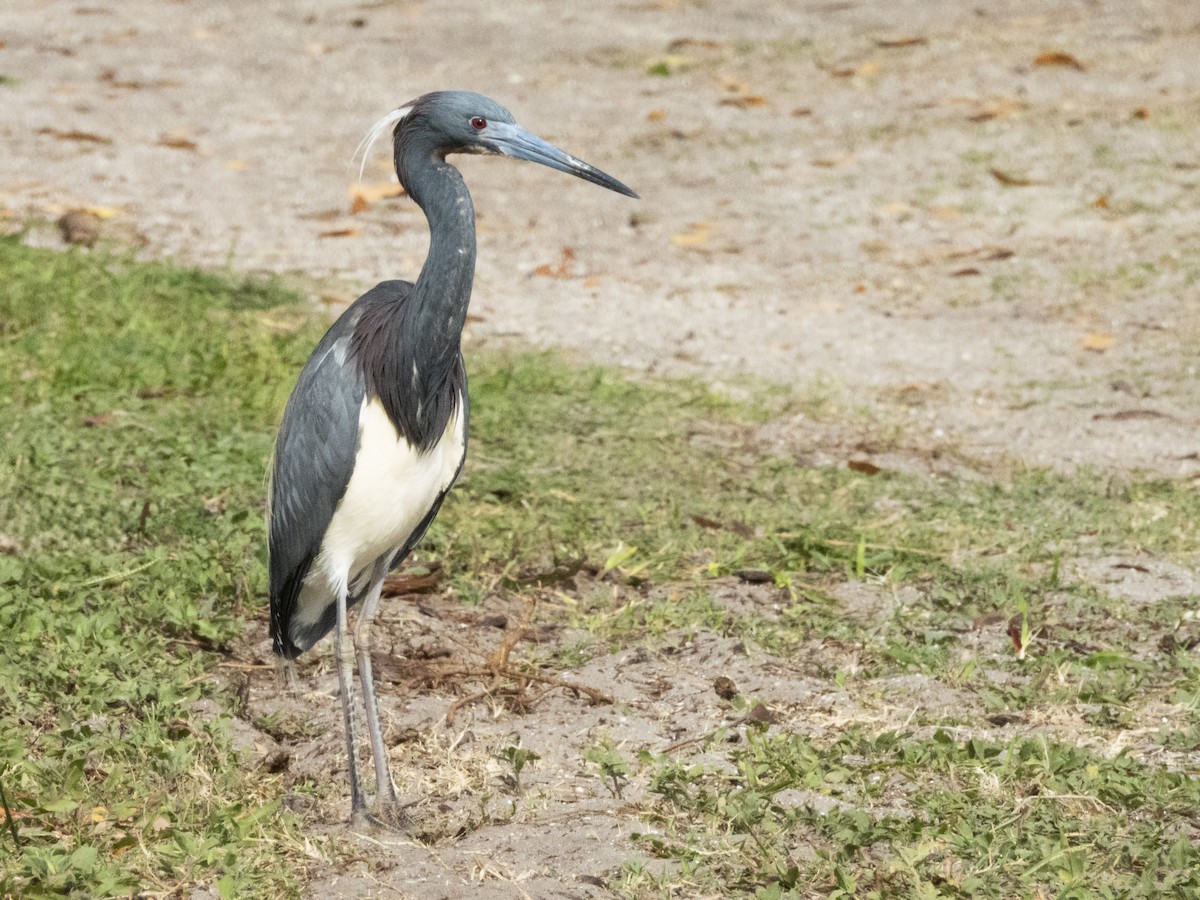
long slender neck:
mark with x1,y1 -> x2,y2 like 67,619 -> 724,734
350,139 -> 475,451
351,139 -> 476,450
405,158 -> 477,369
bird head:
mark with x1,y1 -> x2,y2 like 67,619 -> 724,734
358,90 -> 638,199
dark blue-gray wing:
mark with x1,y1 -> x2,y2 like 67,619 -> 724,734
267,290 -> 395,659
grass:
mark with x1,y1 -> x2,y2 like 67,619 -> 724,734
0,240 -> 310,897
624,729 -> 1200,898
1,237 -> 1198,896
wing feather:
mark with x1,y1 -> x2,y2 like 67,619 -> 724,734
268,293 -> 389,658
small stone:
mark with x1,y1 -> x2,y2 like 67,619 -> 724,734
713,676 -> 738,700
57,210 -> 102,246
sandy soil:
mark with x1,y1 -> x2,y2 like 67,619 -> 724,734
3,0 -> 1199,896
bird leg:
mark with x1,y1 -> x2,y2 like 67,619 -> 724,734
273,656 -> 298,692
353,563 -> 404,825
334,585 -> 370,824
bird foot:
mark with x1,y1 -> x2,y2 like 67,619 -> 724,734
350,798 -> 408,831
274,657 -> 299,692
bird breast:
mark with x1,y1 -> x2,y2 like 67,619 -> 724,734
314,396 -> 465,596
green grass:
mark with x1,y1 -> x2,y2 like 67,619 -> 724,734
1,237 -> 1198,896
0,240 -> 311,897
623,729 -> 1200,898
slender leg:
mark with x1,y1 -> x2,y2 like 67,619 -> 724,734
335,585 -> 369,824
353,560 -> 403,824
274,656 -> 298,692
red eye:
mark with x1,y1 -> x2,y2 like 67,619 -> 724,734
470,116 -> 487,130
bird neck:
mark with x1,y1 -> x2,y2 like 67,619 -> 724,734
357,156 -> 474,451
409,160 -> 477,361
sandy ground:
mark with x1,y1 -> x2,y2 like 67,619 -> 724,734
3,0 -> 1199,896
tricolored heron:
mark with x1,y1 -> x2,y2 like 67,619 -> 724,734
267,91 -> 637,826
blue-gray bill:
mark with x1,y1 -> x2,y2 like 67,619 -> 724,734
485,122 -> 639,199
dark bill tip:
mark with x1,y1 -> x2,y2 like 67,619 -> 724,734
488,122 -> 638,199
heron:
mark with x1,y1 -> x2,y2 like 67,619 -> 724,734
266,91 -> 637,826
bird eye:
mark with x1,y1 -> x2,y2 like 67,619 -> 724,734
470,116 -> 487,130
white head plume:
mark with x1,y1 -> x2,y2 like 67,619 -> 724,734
354,102 -> 415,183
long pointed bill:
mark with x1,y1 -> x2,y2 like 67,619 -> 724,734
486,122 -> 639,199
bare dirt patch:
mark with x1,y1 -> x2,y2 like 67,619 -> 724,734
3,0 -> 1198,478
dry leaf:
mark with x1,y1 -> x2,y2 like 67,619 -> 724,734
967,98 -> 1025,121
819,58 -> 881,78
38,127 -> 111,144
817,60 -> 857,78
347,181 -> 404,203
667,37 -> 725,51
951,267 -> 982,277
349,194 -> 370,215
532,246 -> 576,277
811,154 -> 855,168
1033,51 -> 1085,71
1093,409 -> 1171,422
318,227 -> 360,238
1132,107 -> 1150,120
875,36 -> 926,48
746,702 -> 780,726
584,276 -> 602,288
646,108 -> 667,122
1092,195 -> 1109,209
717,74 -> 752,94
224,159 -> 246,171
848,459 -> 881,475
157,132 -> 197,151
989,167 -> 1036,186
99,68 -> 179,89
713,675 -> 739,699
792,106 -> 812,117
1081,332 -> 1115,352
720,94 -> 767,108
83,414 -> 113,427
671,222 -> 710,246
381,568 -> 441,597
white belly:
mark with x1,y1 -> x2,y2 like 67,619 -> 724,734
294,397 -> 464,631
